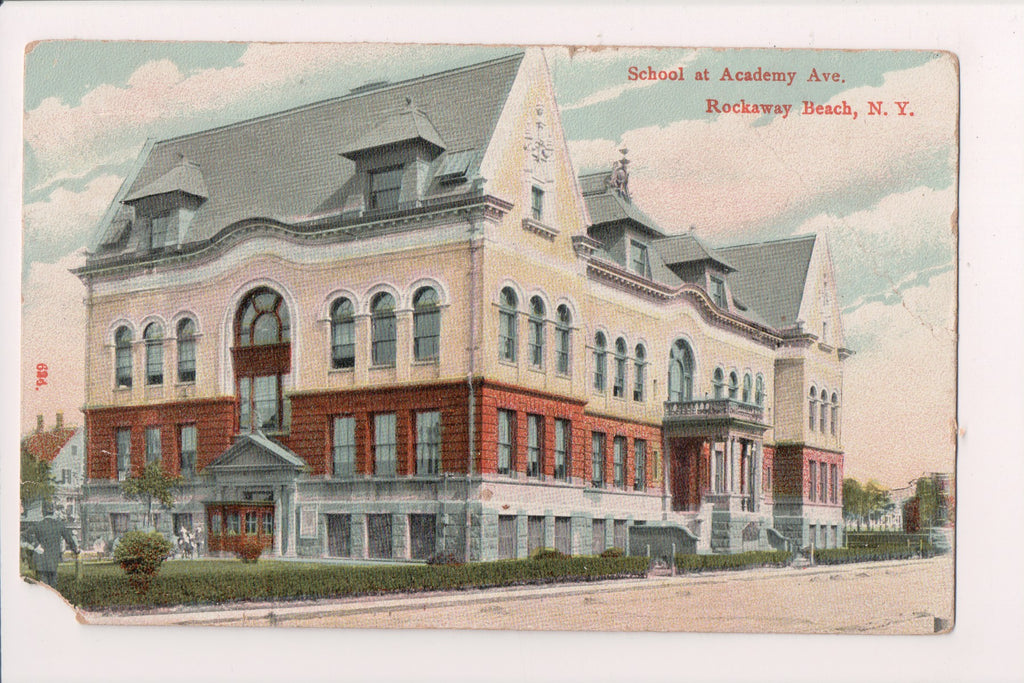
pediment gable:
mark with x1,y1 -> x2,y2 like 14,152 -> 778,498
205,432 -> 307,473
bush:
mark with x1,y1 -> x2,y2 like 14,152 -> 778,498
425,551 -> 462,566
675,550 -> 791,573
600,547 -> 624,558
814,546 -> 935,565
113,531 -> 174,593
235,536 -> 265,563
530,547 -> 564,561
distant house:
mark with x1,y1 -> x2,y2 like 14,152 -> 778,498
22,414 -> 85,543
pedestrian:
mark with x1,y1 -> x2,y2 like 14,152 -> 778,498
26,502 -> 79,589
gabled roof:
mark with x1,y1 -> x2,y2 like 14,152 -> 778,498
579,172 -> 667,237
24,426 -> 78,464
204,432 -> 307,473
654,232 -> 736,272
717,234 -> 817,331
98,52 -> 524,254
341,100 -> 446,158
123,157 -> 208,203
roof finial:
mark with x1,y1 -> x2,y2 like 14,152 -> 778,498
689,224 -> 696,233
606,148 -> 631,201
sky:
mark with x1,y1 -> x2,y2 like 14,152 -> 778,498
19,42 -> 957,488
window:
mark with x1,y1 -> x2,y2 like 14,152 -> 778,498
809,388 -> 817,431
613,436 -> 626,487
531,185 -> 544,220
633,344 -> 646,402
710,276 -> 726,308
246,375 -> 281,432
413,287 -> 441,361
235,288 -> 291,433
371,292 -> 397,366
60,468 -> 71,484
528,516 -> 545,556
497,409 -> 515,475
742,373 -> 752,403
593,332 -> 607,392
110,513 -> 130,535
809,460 -> 818,500
528,296 -> 545,368
369,166 -> 403,211
246,512 -> 260,535
668,339 -> 695,402
367,514 -> 393,559
263,512 -> 274,536
713,367 -> 725,399
116,428 -> 131,480
237,288 -> 290,347
819,461 -> 828,502
115,326 -> 133,388
755,374 -> 765,407
498,288 -> 518,362
332,416 -> 356,477
150,211 -> 171,250
330,298 -> 355,369
227,511 -> 240,534
374,413 -> 397,476
555,304 -> 572,375
820,389 -> 828,433
728,371 -> 739,400
614,520 -> 628,551
613,338 -> 627,398
416,411 -> 442,475
554,517 -> 571,555
629,240 -> 650,277
145,426 -> 161,465
714,448 -> 726,493
831,392 -> 839,436
176,318 -> 196,383
410,514 -> 436,560
326,514 -> 351,557
554,418 -> 570,481
591,432 -> 606,488
179,425 -> 196,478
498,515 -> 517,559
830,463 -> 838,503
634,439 -> 647,491
143,323 -> 164,385
526,414 -> 542,477
592,519 -> 606,554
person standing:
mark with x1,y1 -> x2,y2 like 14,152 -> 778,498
26,503 -> 79,588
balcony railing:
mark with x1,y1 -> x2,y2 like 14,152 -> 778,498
663,398 -> 764,424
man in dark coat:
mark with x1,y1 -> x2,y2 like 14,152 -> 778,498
26,503 -> 79,588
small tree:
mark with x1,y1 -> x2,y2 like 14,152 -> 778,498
20,442 -> 55,509
121,462 -> 183,530
842,478 -> 863,529
114,530 -> 174,593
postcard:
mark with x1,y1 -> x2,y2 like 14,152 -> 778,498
17,39 -> 957,646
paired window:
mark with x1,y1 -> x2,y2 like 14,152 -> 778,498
526,414 -> 543,477
116,428 -> 131,480
115,326 -> 133,388
144,323 -> 163,385
591,432 -> 606,488
497,409 -> 515,475
332,416 -> 356,477
369,166 -> 403,211
553,418 -> 570,481
528,297 -> 545,368
634,439 -> 647,491
593,332 -> 607,392
413,287 -> 441,362
371,293 -> 397,366
613,436 -> 626,488
629,240 -> 650,278
416,411 -> 442,475
374,413 -> 397,476
145,426 -> 161,465
668,339 -> 695,402
177,318 -> 196,383
179,425 -> 196,478
633,344 -> 646,402
330,298 -> 355,369
555,304 -> 572,375
613,338 -> 627,398
498,288 -> 518,362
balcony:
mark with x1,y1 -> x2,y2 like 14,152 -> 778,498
663,398 -> 767,433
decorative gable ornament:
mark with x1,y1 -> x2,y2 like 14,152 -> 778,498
524,102 -> 553,181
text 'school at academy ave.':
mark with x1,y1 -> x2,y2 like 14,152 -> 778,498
76,50 -> 849,562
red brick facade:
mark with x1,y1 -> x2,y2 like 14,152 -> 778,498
771,444 -> 843,506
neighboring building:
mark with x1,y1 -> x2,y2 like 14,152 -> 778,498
76,50 -> 850,560
22,414 -> 85,542
878,483 -> 915,532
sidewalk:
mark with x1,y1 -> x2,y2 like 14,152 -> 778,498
80,556 -> 947,627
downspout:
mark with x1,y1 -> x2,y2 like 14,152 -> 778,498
82,276 -> 94,544
465,215 -> 482,562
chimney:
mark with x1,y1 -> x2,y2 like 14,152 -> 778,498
56,412 -> 63,430
36,414 -> 44,433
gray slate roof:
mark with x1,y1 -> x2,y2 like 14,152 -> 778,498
341,102 -> 447,158
579,172 -> 667,237
99,53 -> 524,250
654,232 -> 735,271
717,235 -> 816,331
122,158 -> 208,203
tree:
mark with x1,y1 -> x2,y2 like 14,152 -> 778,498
914,476 -> 940,528
121,462 -> 183,530
20,442 -> 54,509
863,480 -> 890,530
842,478 -> 864,529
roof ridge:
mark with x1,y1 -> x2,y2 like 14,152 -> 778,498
718,233 -> 817,251
155,51 -> 526,147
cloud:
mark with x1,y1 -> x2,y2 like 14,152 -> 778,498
559,54 -> 699,111
567,55 -> 957,238
23,174 -> 124,245
21,251 -> 88,432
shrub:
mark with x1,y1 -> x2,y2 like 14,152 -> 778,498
675,550 -> 791,573
600,547 -> 624,558
113,531 -> 174,593
426,551 -> 462,566
235,536 -> 265,563
814,546 -> 934,565
530,547 -> 564,561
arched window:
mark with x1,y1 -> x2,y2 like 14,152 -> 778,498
555,304 -> 572,375
176,318 -> 197,383
668,339 -> 695,402
593,332 -> 607,392
613,337 -> 627,398
234,288 -> 292,433
413,287 -> 440,362
819,386 -> 828,433
115,326 -> 133,388
498,287 -> 518,362
528,296 -> 545,368
712,367 -> 725,399
371,292 -> 397,366
330,298 -> 355,369
830,392 -> 839,436
144,322 -> 164,386
633,344 -> 646,402
742,373 -> 752,404
755,374 -> 765,407
809,387 -> 818,431
728,371 -> 739,400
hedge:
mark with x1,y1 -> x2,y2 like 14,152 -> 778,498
813,546 -> 935,565
55,555 -> 649,609
675,550 -> 791,573
844,532 -> 931,550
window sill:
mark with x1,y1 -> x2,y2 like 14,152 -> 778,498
497,359 -> 519,369
369,364 -> 396,370
526,364 -> 545,374
411,358 -> 439,366
113,386 -> 133,393
328,367 -> 355,374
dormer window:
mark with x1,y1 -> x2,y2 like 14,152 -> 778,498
369,167 -> 403,212
630,240 -> 650,278
531,186 -> 544,221
710,276 -> 727,308
150,211 -> 172,250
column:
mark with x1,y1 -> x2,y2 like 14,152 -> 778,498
285,485 -> 298,557
709,441 -> 717,494
273,485 -> 283,556
395,309 -> 413,382
353,314 -> 370,384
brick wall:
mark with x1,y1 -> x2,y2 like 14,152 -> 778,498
771,443 -> 843,506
